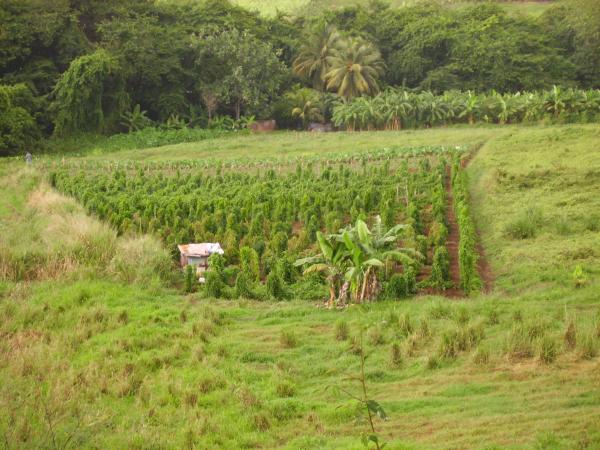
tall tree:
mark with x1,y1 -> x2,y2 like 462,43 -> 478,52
194,29 -> 286,120
51,49 -> 127,135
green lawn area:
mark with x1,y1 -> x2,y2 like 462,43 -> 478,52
1,123 -> 600,449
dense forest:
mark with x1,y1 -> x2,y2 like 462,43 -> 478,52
1,0 -> 599,155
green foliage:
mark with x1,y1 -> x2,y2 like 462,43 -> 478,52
52,49 -> 127,136
452,162 -> 481,295
332,88 -> 600,131
194,29 -> 286,120
505,206 -> 544,239
539,335 -> 558,364
0,84 -> 38,156
240,247 -> 260,282
204,270 -> 223,299
335,320 -> 349,341
234,271 -> 253,299
430,246 -> 450,289
266,269 -> 285,300
184,264 -> 195,294
384,273 -> 407,300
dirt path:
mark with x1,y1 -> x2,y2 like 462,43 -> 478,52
442,165 -> 465,298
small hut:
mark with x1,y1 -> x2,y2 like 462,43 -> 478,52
177,243 -> 224,276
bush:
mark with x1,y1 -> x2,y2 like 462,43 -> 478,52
398,313 -> 413,337
538,335 -> 558,364
505,206 -> 543,239
390,342 -> 402,367
335,320 -> 349,341
204,270 -> 223,298
472,346 -> 490,365
563,320 -> 577,350
240,247 -> 260,281
184,265 -> 195,293
505,325 -> 534,360
0,83 -> 39,156
234,271 -> 253,299
266,270 -> 285,300
384,273 -> 408,299
368,327 -> 385,346
280,330 -> 297,348
578,333 -> 598,360
430,246 -> 450,289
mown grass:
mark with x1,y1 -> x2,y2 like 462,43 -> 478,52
1,123 -> 600,448
78,126 -> 497,162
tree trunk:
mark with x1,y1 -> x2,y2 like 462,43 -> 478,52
360,267 -> 371,303
235,101 -> 241,121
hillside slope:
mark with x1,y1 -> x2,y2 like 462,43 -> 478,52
1,124 -> 600,449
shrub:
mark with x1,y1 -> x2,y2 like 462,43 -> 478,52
266,270 -> 285,300
280,330 -> 297,349
505,206 -> 543,239
472,346 -> 490,365
335,320 -> 349,341
538,335 -> 558,364
454,306 -> 470,325
404,266 -> 417,295
430,246 -> 450,289
505,325 -> 534,360
184,265 -> 195,293
368,327 -> 385,346
276,381 -> 296,398
385,273 -> 407,299
390,342 -> 402,367
578,333 -> 598,360
398,313 -> 413,337
428,301 -> 452,319
204,270 -> 223,298
240,246 -> 260,281
572,265 -> 587,288
234,271 -> 253,299
564,320 -> 577,350
438,330 -> 458,359
418,317 -> 431,340
486,307 -> 500,325
426,354 -> 441,370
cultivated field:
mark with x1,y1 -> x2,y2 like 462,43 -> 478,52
1,124 -> 600,449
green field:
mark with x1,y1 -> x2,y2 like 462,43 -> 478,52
1,124 -> 600,449
233,0 -> 556,16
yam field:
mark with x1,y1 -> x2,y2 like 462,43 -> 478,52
1,124 -> 600,449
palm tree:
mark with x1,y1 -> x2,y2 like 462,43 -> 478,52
324,38 -> 385,100
293,24 -> 342,91
289,88 -> 324,129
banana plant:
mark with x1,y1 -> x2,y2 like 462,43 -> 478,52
295,231 -> 349,307
339,217 -> 420,302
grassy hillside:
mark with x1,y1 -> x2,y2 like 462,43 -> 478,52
232,0 -> 556,17
1,124 -> 600,449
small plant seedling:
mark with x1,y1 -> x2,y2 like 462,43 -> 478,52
335,331 -> 388,450
572,265 -> 587,288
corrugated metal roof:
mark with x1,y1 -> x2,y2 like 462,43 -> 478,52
177,243 -> 224,257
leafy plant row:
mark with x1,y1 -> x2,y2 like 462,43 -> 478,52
332,87 -> 600,131
451,159 -> 482,295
